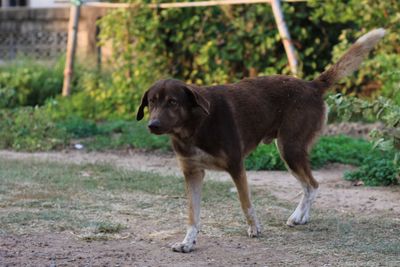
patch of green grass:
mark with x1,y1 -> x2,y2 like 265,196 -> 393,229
1,157 -> 234,201
0,159 -> 170,194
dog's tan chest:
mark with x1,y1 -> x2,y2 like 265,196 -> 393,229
177,147 -> 227,171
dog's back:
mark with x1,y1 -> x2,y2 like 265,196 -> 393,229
195,75 -> 324,157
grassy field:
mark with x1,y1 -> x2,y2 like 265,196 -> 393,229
0,157 -> 399,265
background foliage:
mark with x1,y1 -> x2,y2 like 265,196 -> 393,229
0,59 -> 64,109
90,0 -> 399,120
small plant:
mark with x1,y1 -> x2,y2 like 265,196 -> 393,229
82,121 -> 170,151
328,94 -> 400,185
328,94 -> 399,162
245,135 -> 374,171
344,155 -> 398,186
0,59 -> 64,108
95,222 -> 125,234
0,107 -> 68,151
57,116 -> 98,138
245,143 -> 286,171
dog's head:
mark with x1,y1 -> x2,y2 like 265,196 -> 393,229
136,79 -> 210,135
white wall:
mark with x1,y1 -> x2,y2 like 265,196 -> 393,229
29,0 -> 69,8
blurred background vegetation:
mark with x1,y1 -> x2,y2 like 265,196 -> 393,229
0,0 -> 398,185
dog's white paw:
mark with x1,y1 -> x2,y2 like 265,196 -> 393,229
287,188 -> 316,227
172,226 -> 198,252
247,224 -> 261,238
171,241 -> 195,253
286,209 -> 310,227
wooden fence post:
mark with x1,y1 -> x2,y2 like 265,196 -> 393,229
270,0 -> 298,76
62,1 -> 81,97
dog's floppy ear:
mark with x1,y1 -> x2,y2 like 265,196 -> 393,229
184,85 -> 210,115
136,90 -> 148,121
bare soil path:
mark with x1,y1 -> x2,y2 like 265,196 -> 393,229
1,149 -> 399,215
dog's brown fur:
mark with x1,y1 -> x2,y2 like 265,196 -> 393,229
136,29 -> 385,253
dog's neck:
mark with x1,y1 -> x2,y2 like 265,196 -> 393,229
170,110 -> 209,156
173,108 -> 208,139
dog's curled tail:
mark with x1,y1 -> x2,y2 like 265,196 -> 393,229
312,28 -> 386,93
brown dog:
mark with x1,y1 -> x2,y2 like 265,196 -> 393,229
136,29 -> 385,253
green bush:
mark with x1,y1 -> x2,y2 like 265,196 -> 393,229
344,155 -> 399,186
245,135 -> 374,171
0,1 -> 397,120
0,59 -> 64,108
39,117 -> 169,151
90,0 -> 399,120
310,135 -> 373,168
45,92 -> 99,121
57,116 -> 99,138
82,121 -> 169,151
309,0 -> 399,100
245,134 -> 399,186
328,94 -> 400,174
245,143 -> 286,171
43,69 -> 141,121
96,2 -> 167,119
0,107 -> 68,151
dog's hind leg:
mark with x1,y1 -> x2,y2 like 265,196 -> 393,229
276,139 -> 319,226
172,167 -> 205,253
230,167 -> 261,237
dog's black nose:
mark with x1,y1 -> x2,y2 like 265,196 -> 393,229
148,119 -> 161,130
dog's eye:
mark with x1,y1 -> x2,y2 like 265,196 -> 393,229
168,99 -> 178,106
149,99 -> 155,105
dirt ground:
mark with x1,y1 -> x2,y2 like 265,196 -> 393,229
2,149 -> 399,215
1,150 -> 399,266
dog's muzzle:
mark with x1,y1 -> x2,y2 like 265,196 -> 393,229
148,119 -> 163,134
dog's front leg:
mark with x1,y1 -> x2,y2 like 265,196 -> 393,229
172,168 -> 205,253
231,168 -> 261,238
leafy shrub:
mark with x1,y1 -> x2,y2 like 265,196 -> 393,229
92,0 -> 398,119
152,1 -> 368,82
344,155 -> 399,186
45,92 -> 99,121
245,143 -> 285,171
328,94 -> 400,164
245,135 -> 374,171
309,0 -> 399,99
328,94 -> 400,185
93,0 -> 356,118
57,116 -> 98,138
0,59 -> 64,108
1,2 -> 397,121
81,121 -> 169,151
43,68 -> 142,121
310,135 -> 373,168
96,1 -> 167,119
0,107 -> 68,151
367,54 -> 400,104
